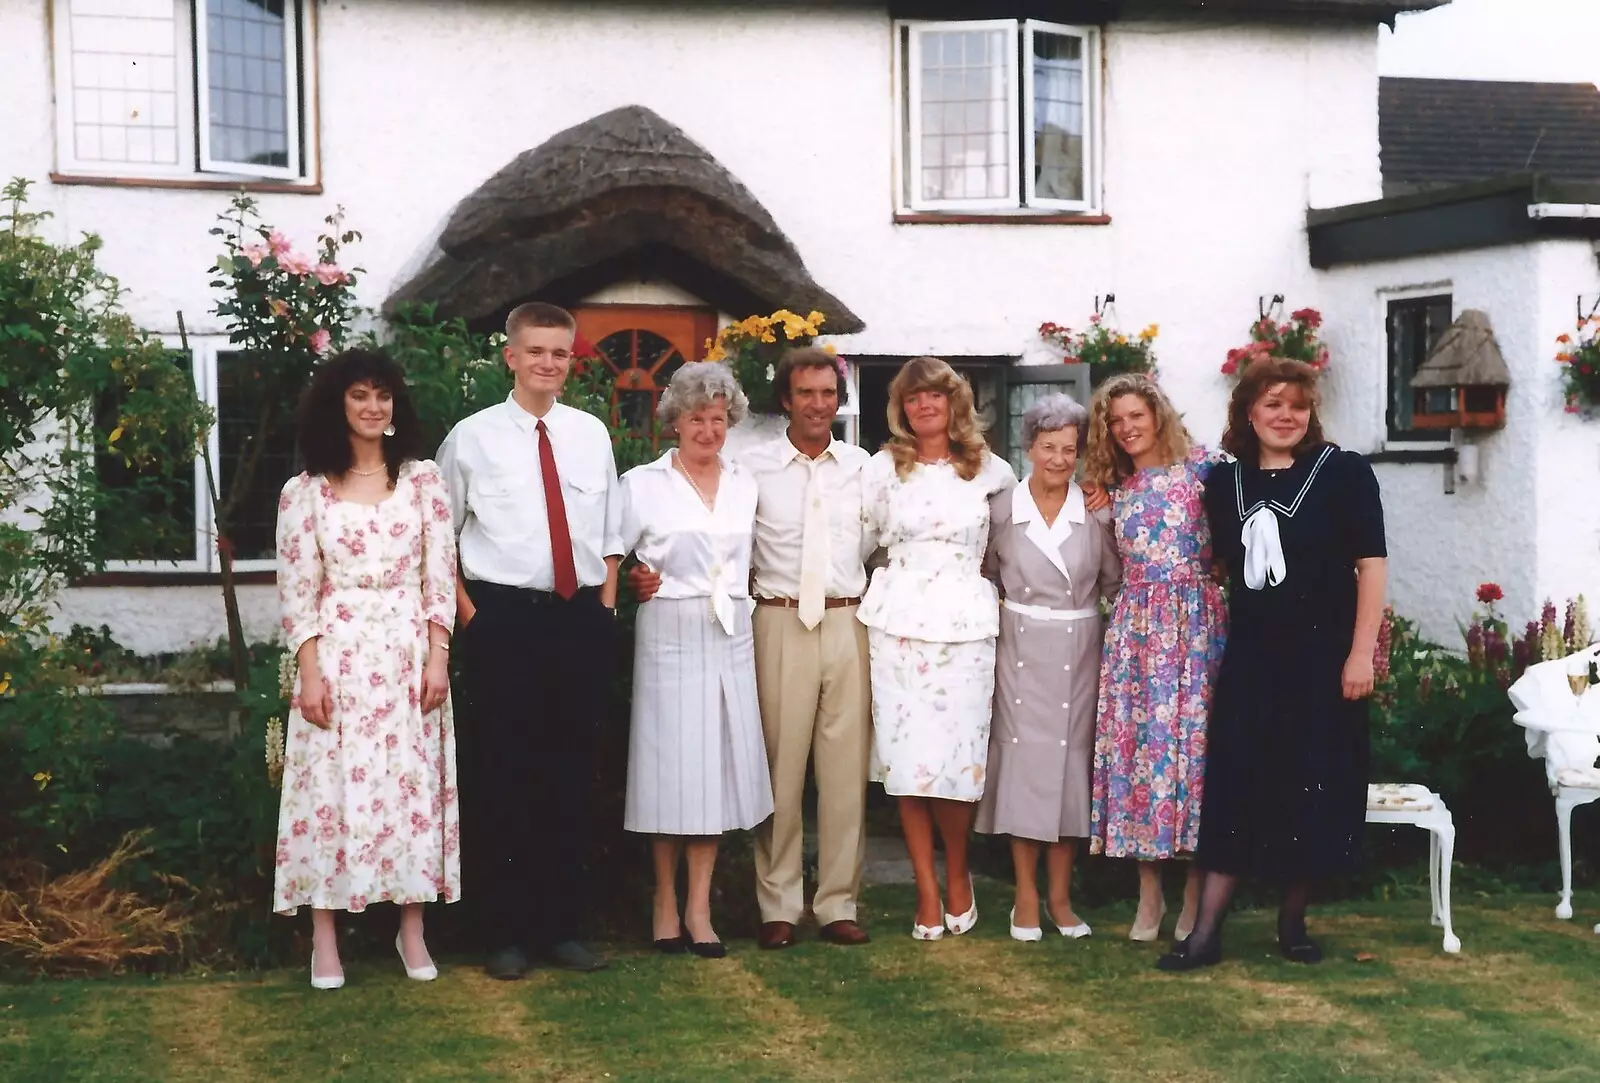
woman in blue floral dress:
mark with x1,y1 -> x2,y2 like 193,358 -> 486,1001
1084,374 -> 1227,944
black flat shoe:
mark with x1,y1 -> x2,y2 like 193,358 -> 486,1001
687,940 -> 727,959
1277,935 -> 1323,964
654,935 -> 687,954
1156,936 -> 1221,972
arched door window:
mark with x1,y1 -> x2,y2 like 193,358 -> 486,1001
574,305 -> 717,450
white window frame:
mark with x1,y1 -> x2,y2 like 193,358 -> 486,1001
50,0 -> 317,185
1022,20 -> 1099,214
900,18 -> 1022,214
1380,283 -> 1455,453
103,335 -> 212,572
104,336 -> 282,573
893,18 -> 1101,215
194,0 -> 304,180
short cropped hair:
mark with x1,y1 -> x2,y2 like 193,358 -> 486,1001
505,301 -> 575,339
296,348 -> 422,485
657,361 -> 750,430
1021,393 -> 1089,454
772,346 -> 849,406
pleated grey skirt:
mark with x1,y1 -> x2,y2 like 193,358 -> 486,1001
624,597 -> 774,836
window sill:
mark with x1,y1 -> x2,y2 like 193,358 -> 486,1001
893,212 -> 1111,226
73,570 -> 277,588
50,172 -> 322,196
1366,447 -> 1457,465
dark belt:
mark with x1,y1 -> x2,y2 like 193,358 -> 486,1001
754,596 -> 861,610
467,580 -> 599,605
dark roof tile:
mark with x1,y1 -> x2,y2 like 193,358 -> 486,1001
1381,76 -> 1600,191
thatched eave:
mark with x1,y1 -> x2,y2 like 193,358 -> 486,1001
386,105 -> 863,333
1412,309 -> 1511,388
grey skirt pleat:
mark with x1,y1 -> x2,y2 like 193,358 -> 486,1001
624,597 -> 774,835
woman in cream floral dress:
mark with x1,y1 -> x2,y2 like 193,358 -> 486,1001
859,357 -> 1016,941
274,349 -> 460,990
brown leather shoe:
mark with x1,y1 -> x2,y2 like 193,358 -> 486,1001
818,920 -> 871,946
758,921 -> 797,950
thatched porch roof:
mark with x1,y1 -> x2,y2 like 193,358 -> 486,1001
1413,309 -> 1511,389
386,105 -> 863,333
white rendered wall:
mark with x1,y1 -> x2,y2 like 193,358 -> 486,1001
0,2 -> 1382,652
1319,239 -> 1600,644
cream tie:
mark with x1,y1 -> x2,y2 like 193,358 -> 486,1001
797,458 -> 828,630
1241,505 -> 1287,591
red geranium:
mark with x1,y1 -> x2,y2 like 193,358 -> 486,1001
1476,582 -> 1504,605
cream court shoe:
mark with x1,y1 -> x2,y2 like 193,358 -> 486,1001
1128,898 -> 1167,943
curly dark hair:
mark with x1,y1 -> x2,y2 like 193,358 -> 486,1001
296,348 -> 422,485
1219,356 -> 1327,463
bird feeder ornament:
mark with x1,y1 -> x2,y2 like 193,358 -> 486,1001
1410,309 -> 1509,430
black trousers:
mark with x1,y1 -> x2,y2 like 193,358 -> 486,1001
458,579 -> 614,951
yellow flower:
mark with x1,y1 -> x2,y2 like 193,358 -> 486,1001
823,343 -> 837,354
806,310 -> 826,327
704,341 -> 726,362
1139,323 -> 1159,340
33,770 -> 51,790
759,331 -> 777,344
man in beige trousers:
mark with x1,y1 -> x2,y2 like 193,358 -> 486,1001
631,347 -> 873,947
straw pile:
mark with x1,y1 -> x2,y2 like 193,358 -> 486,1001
0,832 -> 189,975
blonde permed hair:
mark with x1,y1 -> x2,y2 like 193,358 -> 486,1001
885,356 -> 988,481
1082,373 -> 1192,488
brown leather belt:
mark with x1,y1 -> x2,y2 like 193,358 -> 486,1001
755,596 -> 862,610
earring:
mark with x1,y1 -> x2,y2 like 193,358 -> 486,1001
382,424 -> 396,437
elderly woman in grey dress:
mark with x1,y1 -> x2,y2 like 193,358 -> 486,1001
976,394 -> 1122,942
619,363 -> 773,959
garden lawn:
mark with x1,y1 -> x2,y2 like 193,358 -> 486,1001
3,885 -> 1599,1083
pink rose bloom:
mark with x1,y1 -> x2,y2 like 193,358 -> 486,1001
241,244 -> 268,267
268,230 -> 292,255
310,327 -> 332,354
313,262 -> 348,286
278,249 -> 315,275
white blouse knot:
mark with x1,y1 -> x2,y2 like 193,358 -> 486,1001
1241,505 -> 1286,590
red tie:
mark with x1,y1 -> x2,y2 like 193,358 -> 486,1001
536,419 -> 578,599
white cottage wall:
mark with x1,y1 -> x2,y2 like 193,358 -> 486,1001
1318,242 -> 1573,643
1531,240 -> 1600,615
0,1 -> 1383,652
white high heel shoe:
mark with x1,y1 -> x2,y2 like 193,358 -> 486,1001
310,950 -> 344,990
395,934 -> 438,982
1008,907 -> 1043,943
912,919 -> 946,941
1045,904 -> 1092,939
945,877 -> 978,936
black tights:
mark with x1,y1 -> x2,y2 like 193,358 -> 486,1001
1183,872 -> 1314,953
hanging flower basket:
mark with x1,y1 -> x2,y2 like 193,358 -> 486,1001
1222,307 -> 1329,379
704,309 -> 834,414
1555,318 -> 1600,416
1037,316 -> 1159,388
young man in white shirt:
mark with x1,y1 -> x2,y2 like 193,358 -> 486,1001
631,347 -> 874,948
438,302 -> 622,978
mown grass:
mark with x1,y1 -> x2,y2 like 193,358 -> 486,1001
3,884 -> 1599,1083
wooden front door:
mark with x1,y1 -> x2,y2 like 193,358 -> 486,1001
573,305 -> 719,448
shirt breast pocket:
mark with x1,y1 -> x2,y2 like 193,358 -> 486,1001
565,472 -> 608,529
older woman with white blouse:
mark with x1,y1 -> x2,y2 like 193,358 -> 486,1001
620,362 -> 773,959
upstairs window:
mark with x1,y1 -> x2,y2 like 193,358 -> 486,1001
896,19 -> 1100,214
51,0 -> 314,184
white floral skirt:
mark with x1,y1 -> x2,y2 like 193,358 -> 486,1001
867,630 -> 996,802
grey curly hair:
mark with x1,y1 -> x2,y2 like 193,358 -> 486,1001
657,361 -> 750,429
1021,393 -> 1090,454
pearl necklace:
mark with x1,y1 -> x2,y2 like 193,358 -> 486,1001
673,453 -> 718,511
348,464 -> 386,477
